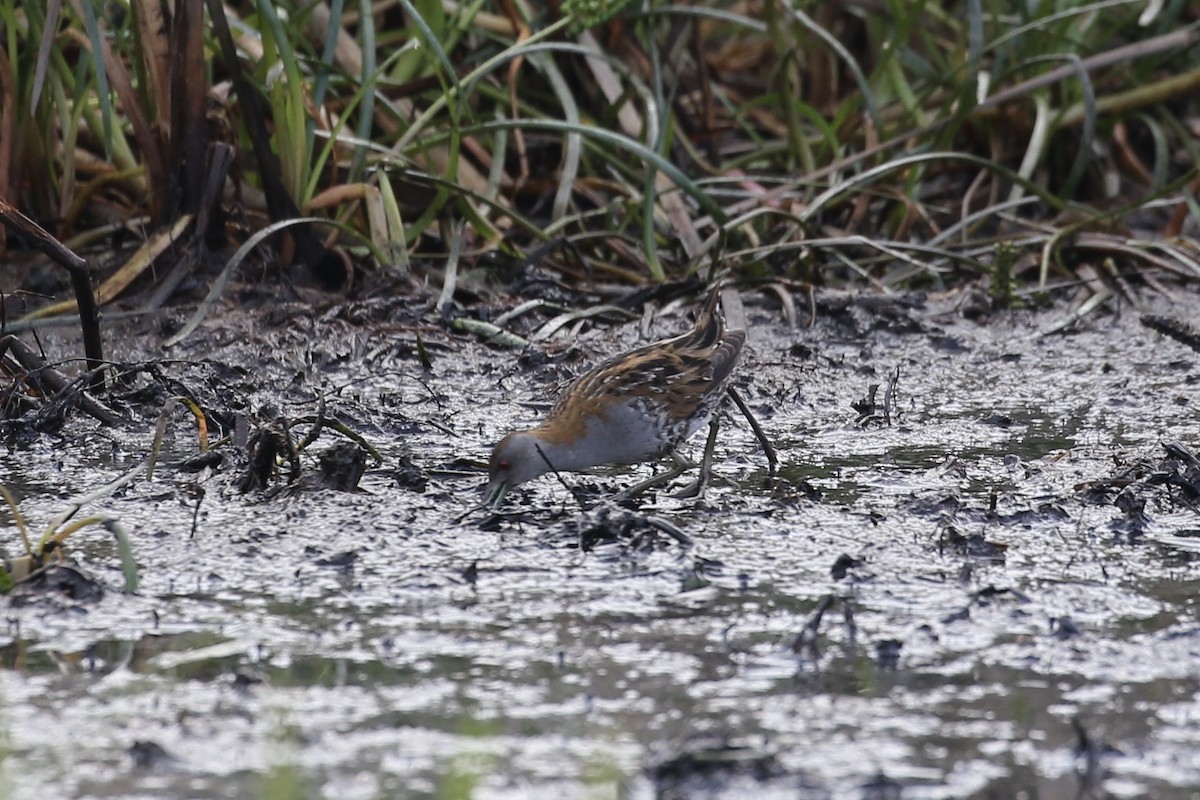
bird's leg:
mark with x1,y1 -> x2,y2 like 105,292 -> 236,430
727,386 -> 778,475
674,415 -> 721,498
617,452 -> 695,501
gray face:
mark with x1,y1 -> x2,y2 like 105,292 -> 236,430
484,432 -> 550,507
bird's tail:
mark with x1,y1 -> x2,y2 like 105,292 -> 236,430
690,281 -> 728,349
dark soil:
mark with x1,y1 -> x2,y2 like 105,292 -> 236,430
3,284 -> 1200,799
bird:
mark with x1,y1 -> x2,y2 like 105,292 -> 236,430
485,285 -> 745,506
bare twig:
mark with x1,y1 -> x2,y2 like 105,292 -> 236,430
0,199 -> 103,385
0,334 -> 119,426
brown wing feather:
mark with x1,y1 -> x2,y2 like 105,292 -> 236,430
550,285 -> 743,419
706,329 -> 745,387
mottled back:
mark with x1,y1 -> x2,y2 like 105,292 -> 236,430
548,286 -> 744,446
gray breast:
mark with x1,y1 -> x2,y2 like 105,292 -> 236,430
571,398 -> 677,466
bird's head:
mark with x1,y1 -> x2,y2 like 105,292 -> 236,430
485,431 -> 551,507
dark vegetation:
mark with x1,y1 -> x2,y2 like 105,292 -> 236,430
0,0 -> 1198,699
1,0 -> 1196,315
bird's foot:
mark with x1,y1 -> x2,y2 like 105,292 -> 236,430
672,416 -> 721,499
615,454 -> 694,502
671,471 -> 710,499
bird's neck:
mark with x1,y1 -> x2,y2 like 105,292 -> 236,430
526,423 -> 595,473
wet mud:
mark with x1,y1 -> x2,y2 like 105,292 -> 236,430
3,287 -> 1200,799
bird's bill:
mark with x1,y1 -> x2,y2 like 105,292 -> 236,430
484,477 -> 508,508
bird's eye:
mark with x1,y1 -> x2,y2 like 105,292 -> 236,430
499,460 -> 510,469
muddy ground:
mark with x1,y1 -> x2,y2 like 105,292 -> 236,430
2,283 -> 1200,799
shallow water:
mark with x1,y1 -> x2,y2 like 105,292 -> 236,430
3,291 -> 1200,799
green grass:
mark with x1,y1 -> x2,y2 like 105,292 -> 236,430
0,0 -> 1196,313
